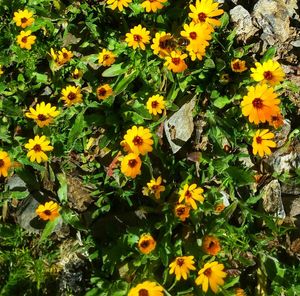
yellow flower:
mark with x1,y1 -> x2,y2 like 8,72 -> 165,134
175,204 -> 191,221
138,234 -> 156,254
251,60 -> 285,86
120,153 -> 142,178
25,102 -> 60,127
98,49 -> 116,67
13,9 -> 34,28
0,151 -> 11,177
96,84 -> 113,100
151,32 -> 175,58
241,84 -> 280,125
16,30 -> 36,50
164,51 -> 188,73
178,183 -> 204,210
72,68 -> 83,79
169,256 -> 196,281
188,47 -> 206,61
146,95 -> 166,116
252,129 -> 276,157
61,85 -> 83,106
57,48 -> 73,65
189,0 -> 224,27
145,176 -> 165,199
125,25 -> 151,50
106,0 -> 132,11
269,112 -> 284,129
195,261 -> 227,293
36,201 -> 60,221
128,281 -> 163,296
123,126 -> 153,155
235,288 -> 247,296
25,135 -> 53,163
120,140 -> 133,153
202,235 -> 221,255
141,0 -> 167,12
0,65 -> 3,76
231,59 -> 247,72
214,203 -> 225,214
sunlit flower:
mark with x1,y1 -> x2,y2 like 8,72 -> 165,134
120,140 -> 133,153
214,203 -> 225,214
251,60 -> 285,86
96,84 -> 113,100
151,32 -> 175,58
164,51 -> 188,73
57,48 -> 73,65
195,261 -> 227,293
0,65 -> 3,76
235,288 -> 247,296
120,153 -> 142,178
138,234 -> 156,254
25,135 -> 53,163
188,46 -> 206,61
169,256 -> 196,281
125,25 -> 151,50
146,95 -> 166,116
175,204 -> 191,221
61,85 -> 83,106
141,0 -> 167,13
269,112 -> 284,129
13,9 -> 34,28
0,151 -> 11,177
179,183 -> 204,210
72,68 -> 83,79
25,102 -> 60,127
202,235 -> 221,255
36,201 -> 60,221
252,129 -> 276,157
98,49 -> 116,67
231,59 -> 247,72
128,281 -> 163,296
189,0 -> 224,27
143,176 -> 165,199
241,84 -> 280,124
106,0 -> 132,11
17,30 -> 36,50
123,126 -> 153,155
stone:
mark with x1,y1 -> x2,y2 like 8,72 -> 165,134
274,119 -> 291,148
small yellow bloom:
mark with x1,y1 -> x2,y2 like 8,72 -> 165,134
151,32 -> 175,58
235,288 -> 247,296
57,48 -> 73,65
13,9 -> 34,28
175,204 -> 191,221
138,234 -> 156,254
231,59 -> 247,72
98,49 -> 116,67
125,25 -> 151,50
252,129 -> 276,157
146,95 -> 166,116
178,183 -> 204,210
169,256 -> 196,281
141,0 -> 167,13
61,85 -> 83,106
128,281 -> 163,296
188,46 -> 207,61
0,65 -> 4,76
269,112 -> 284,129
106,0 -> 132,11
120,153 -> 142,178
25,102 -> 60,127
164,51 -> 188,73
0,151 -> 11,177
36,201 -> 60,221
145,176 -> 165,199
202,235 -> 221,255
72,68 -> 83,79
96,84 -> 113,100
25,135 -> 53,163
195,261 -> 227,293
17,30 -> 36,50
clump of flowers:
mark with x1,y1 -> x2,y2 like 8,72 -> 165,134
25,135 -> 53,163
178,183 -> 204,209
17,30 -> 36,50
138,234 -> 156,254
169,256 -> 196,280
36,201 -> 60,221
61,85 -> 83,106
0,151 -> 11,177
98,49 -> 116,67
13,9 -> 35,28
125,25 -> 151,50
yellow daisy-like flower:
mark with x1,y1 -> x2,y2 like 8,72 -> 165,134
125,25 -> 151,50
120,140 -> 133,153
252,129 -> 276,157
202,235 -> 221,256
98,49 -> 116,67
269,112 -> 284,129
16,30 -> 36,50
178,183 -> 204,210
231,59 -> 247,72
13,9 -> 34,28
146,95 -> 166,116
25,102 -> 60,127
120,153 -> 142,178
235,288 -> 247,296
138,234 -> 156,254
128,281 -> 163,296
25,135 -> 53,163
169,256 -> 196,281
0,65 -> 4,76
175,204 -> 191,221
57,48 -> 73,65
164,51 -> 188,73
189,0 -> 224,27
123,126 -> 153,156
145,176 -> 165,199
151,32 -> 175,58
0,151 -> 11,178
241,84 -> 280,125
106,0 -> 132,11
188,47 -> 207,61
72,68 -> 83,79
36,201 -> 60,221
61,85 -> 83,106
96,84 -> 113,100
250,60 -> 285,86
195,261 -> 227,293
141,0 -> 167,13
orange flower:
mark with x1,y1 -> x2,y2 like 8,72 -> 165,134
269,112 -> 284,129
202,235 -> 221,255
231,59 -> 247,72
164,51 -> 188,73
175,204 -> 191,221
138,234 -> 156,254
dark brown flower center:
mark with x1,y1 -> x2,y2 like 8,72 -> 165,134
21,36 -> 28,43
140,240 -> 150,248
21,17 -> 28,23
263,71 -> 273,80
138,289 -> 149,296
208,241 -> 215,249
134,34 -> 142,42
172,58 -> 180,65
0,159 -> 4,167
256,136 -> 262,144
151,101 -> 159,108
98,88 -> 107,96
185,190 -> 192,198
37,114 -> 47,121
189,32 -> 197,39
176,206 -> 185,216
103,54 -> 109,60
128,159 -> 137,168
33,144 -> 42,152
44,210 -> 52,216
67,92 -> 76,100
63,52 -> 69,59
151,185 -> 159,191
252,98 -> 263,109
198,12 -> 207,22
204,268 -> 212,277
133,136 -> 143,146
176,258 -> 185,266
232,62 -> 240,70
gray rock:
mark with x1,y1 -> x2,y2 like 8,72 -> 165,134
291,40 -> 300,47
274,119 -> 291,148
282,196 -> 300,217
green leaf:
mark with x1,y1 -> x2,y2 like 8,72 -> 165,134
226,167 -> 254,186
33,72 -> 48,84
261,47 -> 276,63
102,63 -> 129,77
114,71 -> 138,95
203,58 -> 215,69
67,111 -> 86,148
57,173 -> 68,203
39,218 -> 60,243
61,208 -> 86,230
213,96 -> 230,109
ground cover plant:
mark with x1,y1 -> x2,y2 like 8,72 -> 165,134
0,0 -> 300,295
